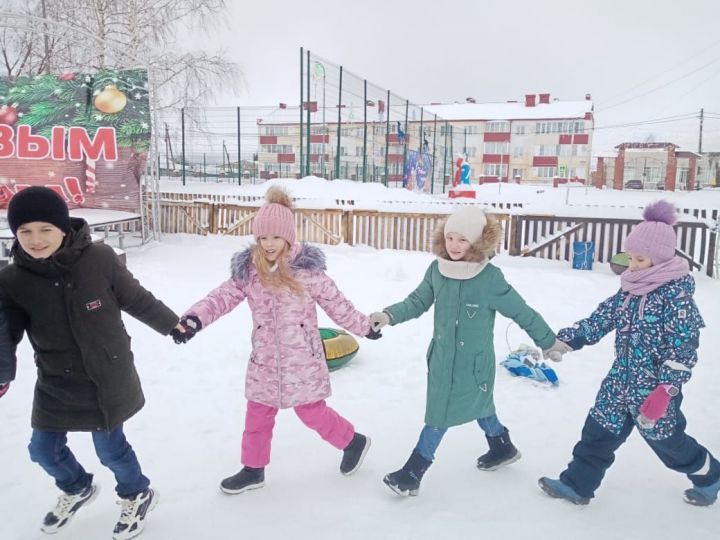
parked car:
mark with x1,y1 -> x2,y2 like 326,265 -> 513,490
624,179 -> 643,190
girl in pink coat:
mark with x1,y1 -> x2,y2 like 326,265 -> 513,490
172,187 -> 380,494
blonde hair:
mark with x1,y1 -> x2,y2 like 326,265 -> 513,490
252,242 -> 305,295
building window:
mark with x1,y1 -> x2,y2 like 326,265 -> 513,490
535,144 -> 560,157
484,164 -> 508,176
534,166 -> 557,178
512,167 -> 523,178
310,143 -> 325,154
466,147 -> 477,157
512,146 -> 524,158
486,121 -> 510,133
262,126 -> 289,136
355,147 -> 363,157
534,121 -> 584,134
514,124 -> 526,135
261,144 -> 293,153
484,142 -> 509,154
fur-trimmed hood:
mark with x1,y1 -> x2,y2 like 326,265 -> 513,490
431,213 -> 501,262
230,242 -> 327,282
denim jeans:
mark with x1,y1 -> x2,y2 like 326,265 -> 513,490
28,425 -> 149,498
415,414 -> 506,461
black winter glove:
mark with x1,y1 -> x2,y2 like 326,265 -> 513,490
171,315 -> 202,344
365,327 -> 382,340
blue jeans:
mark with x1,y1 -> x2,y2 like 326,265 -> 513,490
28,426 -> 149,498
415,414 -> 506,461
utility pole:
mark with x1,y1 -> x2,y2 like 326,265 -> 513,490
698,108 -> 704,153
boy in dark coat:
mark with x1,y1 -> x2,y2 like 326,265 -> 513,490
0,187 -> 180,539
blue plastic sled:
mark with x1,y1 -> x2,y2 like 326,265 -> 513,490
500,345 -> 559,386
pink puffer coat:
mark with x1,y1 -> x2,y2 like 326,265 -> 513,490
184,243 -> 371,408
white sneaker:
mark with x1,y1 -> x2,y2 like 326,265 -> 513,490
41,482 -> 100,534
112,487 -> 158,540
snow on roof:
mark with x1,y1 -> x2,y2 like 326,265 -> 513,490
423,100 -> 593,121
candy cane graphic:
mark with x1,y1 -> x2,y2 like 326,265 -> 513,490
85,158 -> 97,193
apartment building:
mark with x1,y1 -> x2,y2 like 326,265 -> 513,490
255,93 -> 594,185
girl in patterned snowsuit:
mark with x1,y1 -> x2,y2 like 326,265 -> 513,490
539,200 -> 720,506
172,187 -> 379,494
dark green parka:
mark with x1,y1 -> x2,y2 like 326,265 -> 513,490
384,217 -> 556,428
0,219 -> 178,432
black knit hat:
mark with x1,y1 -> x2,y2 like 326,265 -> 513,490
7,186 -> 71,235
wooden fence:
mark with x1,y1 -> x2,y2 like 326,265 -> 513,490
508,215 -> 716,276
157,197 -> 717,277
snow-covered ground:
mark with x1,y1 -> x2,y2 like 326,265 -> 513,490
2,233 -> 719,540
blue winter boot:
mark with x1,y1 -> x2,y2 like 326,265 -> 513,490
538,477 -> 590,505
683,477 -> 720,506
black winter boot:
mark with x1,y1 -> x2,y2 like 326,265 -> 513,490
383,450 -> 433,496
220,467 -> 265,494
340,432 -> 372,476
476,429 -> 521,471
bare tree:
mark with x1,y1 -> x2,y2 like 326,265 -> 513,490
0,0 -> 240,107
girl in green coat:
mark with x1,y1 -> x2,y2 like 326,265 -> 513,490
369,206 -> 570,496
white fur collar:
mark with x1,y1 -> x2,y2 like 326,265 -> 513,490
437,257 -> 488,280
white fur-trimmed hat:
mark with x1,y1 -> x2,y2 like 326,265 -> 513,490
444,206 -> 487,243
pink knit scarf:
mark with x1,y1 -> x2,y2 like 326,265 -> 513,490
620,256 -> 689,295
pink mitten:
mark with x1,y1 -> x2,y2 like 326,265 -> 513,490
0,383 -> 9,399
637,384 -> 677,427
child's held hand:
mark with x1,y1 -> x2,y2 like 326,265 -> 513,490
542,339 -> 573,362
170,315 -> 202,344
369,311 -> 390,331
0,383 -> 9,399
365,327 -> 382,340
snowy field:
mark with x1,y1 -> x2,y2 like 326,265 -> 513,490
1,232 -> 719,540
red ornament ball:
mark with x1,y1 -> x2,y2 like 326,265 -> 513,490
0,105 -> 18,126
59,72 -> 76,81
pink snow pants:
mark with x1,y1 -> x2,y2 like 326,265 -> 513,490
241,399 -> 355,468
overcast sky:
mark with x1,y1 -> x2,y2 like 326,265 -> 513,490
196,0 -> 720,153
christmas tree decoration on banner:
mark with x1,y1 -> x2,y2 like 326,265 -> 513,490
0,104 -> 19,126
94,85 -> 128,114
0,68 -> 150,212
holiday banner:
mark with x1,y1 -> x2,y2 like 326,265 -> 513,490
0,69 -> 150,212
402,150 -> 432,193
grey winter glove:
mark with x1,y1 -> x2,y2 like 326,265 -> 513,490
369,311 -> 391,331
542,339 -> 573,362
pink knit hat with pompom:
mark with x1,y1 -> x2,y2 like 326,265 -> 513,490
624,200 -> 677,264
252,186 -> 296,245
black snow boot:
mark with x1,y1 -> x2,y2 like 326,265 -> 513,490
383,450 -> 433,496
220,466 -> 265,494
476,429 -> 521,471
340,432 -> 372,476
